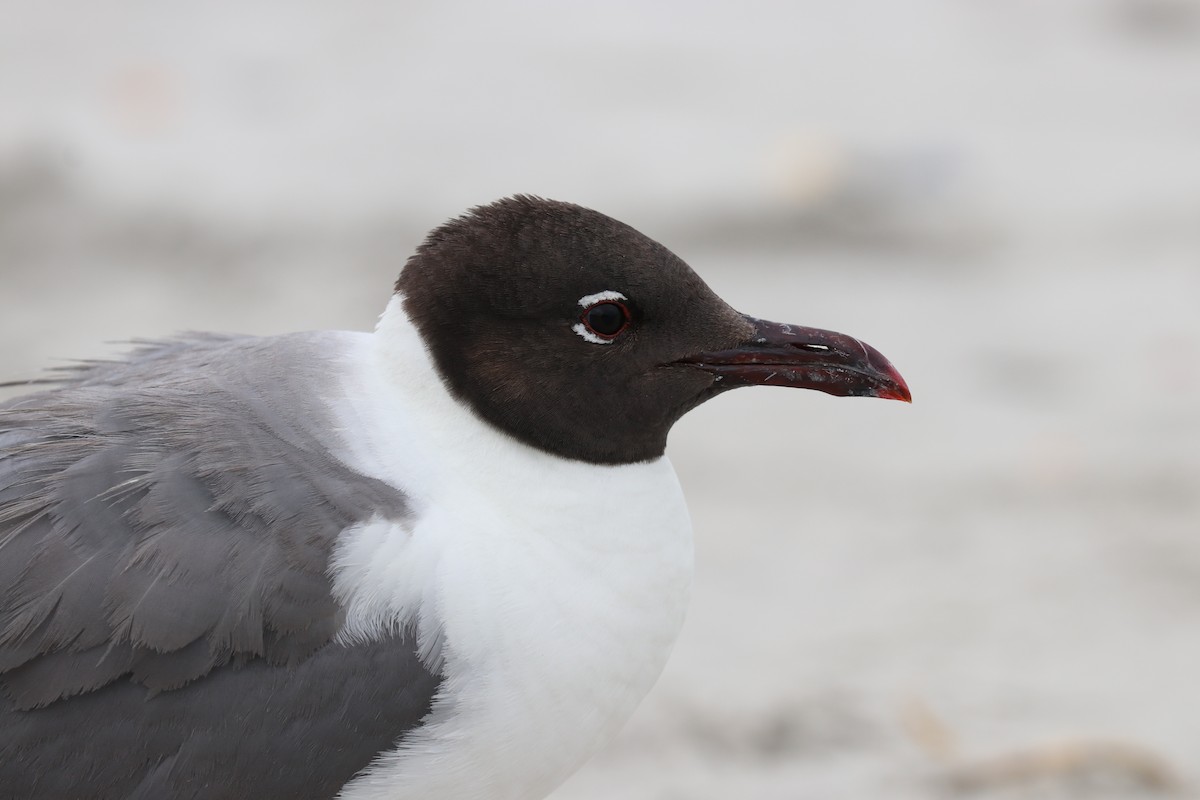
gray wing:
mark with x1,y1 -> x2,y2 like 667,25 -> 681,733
0,334 -> 439,799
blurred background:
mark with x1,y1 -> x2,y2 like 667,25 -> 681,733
2,1 -> 1199,797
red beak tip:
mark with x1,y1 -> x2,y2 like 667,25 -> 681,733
881,374 -> 912,403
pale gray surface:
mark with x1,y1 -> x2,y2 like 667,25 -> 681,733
2,1 -> 1199,798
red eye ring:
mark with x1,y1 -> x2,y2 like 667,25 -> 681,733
580,300 -> 631,340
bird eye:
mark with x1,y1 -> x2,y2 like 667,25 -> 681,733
581,301 -> 630,339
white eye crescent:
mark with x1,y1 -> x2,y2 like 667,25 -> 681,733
572,291 -> 630,345
577,290 -> 627,308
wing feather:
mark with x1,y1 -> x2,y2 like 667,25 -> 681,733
0,333 -> 409,709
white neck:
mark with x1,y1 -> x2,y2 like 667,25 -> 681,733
327,296 -> 695,800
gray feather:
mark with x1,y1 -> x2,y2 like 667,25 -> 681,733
0,333 -> 439,798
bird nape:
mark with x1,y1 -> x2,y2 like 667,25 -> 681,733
0,195 -> 908,800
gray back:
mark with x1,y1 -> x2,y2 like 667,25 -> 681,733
0,334 -> 439,798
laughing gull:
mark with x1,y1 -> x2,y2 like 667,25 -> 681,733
0,196 -> 909,799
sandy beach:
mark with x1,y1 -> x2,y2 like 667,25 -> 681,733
3,2 -> 1199,797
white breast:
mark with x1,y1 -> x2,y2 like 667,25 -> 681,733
327,299 -> 695,800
